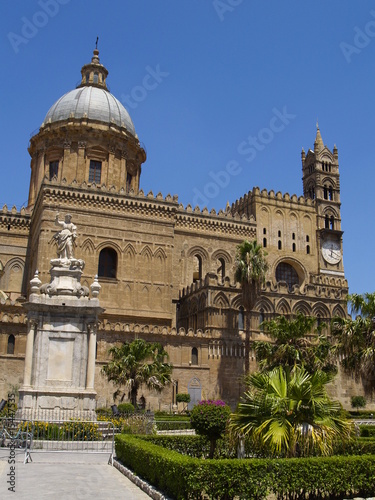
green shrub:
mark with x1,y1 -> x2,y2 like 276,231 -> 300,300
115,434 -> 375,499
154,420 -> 192,431
95,407 -> 112,417
359,425 -> 375,438
190,400 -> 231,458
176,393 -> 190,403
117,402 -> 135,414
351,395 -> 367,410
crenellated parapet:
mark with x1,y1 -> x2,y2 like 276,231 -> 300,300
0,205 -> 31,231
98,319 -> 209,337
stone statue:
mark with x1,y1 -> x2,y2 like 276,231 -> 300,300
54,213 -> 77,260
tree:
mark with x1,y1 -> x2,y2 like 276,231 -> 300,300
230,365 -> 352,458
190,400 -> 231,458
351,396 -> 366,412
254,314 -> 336,375
235,240 -> 268,371
101,338 -> 173,407
332,292 -> 375,392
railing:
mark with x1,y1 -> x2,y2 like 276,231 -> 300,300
0,417 -> 32,464
155,420 -> 194,435
21,419 -> 114,465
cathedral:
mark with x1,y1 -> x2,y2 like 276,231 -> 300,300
0,49 -> 358,411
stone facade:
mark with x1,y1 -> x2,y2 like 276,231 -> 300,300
0,48 -> 368,411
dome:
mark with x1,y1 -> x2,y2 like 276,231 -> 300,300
42,86 -> 135,136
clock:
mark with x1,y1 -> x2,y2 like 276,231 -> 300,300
322,239 -> 341,265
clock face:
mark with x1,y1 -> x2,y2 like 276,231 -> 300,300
322,239 -> 341,264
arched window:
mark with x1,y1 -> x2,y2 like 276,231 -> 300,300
238,306 -> 244,331
329,187 -> 333,201
278,240 -> 282,250
98,248 -> 117,278
263,237 -> 267,248
276,262 -> 299,291
306,245 -> 310,254
85,72 -> 90,83
330,216 -> 334,230
292,243 -> 296,252
324,185 -> 328,200
126,173 -> 133,193
7,334 -> 15,355
93,72 -> 99,83
191,347 -> 198,365
325,215 -> 330,229
193,255 -> 202,282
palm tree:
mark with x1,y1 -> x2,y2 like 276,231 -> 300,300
332,292 -> 375,391
254,314 -> 336,375
235,240 -> 268,371
230,365 -> 352,457
101,338 -> 173,407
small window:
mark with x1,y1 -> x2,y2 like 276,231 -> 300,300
278,230 -> 281,237
238,307 -> 244,331
98,247 -> 117,278
306,245 -> 310,254
86,72 -> 90,83
93,72 -> 99,83
126,173 -> 133,192
325,216 -> 330,229
191,347 -> 198,365
278,240 -> 282,250
330,216 -> 334,230
89,160 -> 102,183
259,309 -> 265,330
263,228 -> 266,235
292,233 -> 295,240
292,243 -> 296,252
263,238 -> 267,248
324,185 -> 328,200
217,258 -> 225,283
329,187 -> 333,201
7,335 -> 15,355
193,255 -> 202,282
306,235 -> 310,242
49,161 -> 59,180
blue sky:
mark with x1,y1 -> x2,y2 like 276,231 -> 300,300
0,1 -> 374,296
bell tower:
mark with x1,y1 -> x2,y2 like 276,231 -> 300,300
302,124 -> 344,277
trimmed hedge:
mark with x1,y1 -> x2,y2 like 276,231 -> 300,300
115,434 -> 375,499
360,425 -> 375,437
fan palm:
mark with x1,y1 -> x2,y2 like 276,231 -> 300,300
332,292 -> 375,391
254,314 -> 336,375
235,240 -> 268,371
101,338 -> 172,407
231,365 -> 352,457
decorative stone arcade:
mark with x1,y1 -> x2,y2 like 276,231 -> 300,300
18,214 -> 103,419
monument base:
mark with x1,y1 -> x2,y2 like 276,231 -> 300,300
18,387 -> 97,421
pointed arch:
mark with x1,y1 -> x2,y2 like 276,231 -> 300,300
155,286 -> 162,310
332,304 -> 347,319
153,247 -> 166,282
213,291 -> 230,308
254,297 -> 274,314
276,298 -> 291,315
140,285 -> 150,309
2,258 -> 25,293
81,238 -> 95,255
312,302 -> 330,320
292,300 -> 312,316
140,246 -> 152,281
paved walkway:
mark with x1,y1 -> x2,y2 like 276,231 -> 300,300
0,449 -> 151,499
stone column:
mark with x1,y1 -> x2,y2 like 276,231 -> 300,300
23,320 -> 37,387
86,323 -> 97,390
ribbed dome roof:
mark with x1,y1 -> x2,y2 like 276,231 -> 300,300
42,86 -> 135,135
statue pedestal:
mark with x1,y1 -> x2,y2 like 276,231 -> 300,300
18,256 -> 103,421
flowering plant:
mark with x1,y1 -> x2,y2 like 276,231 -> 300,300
190,399 -> 231,458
